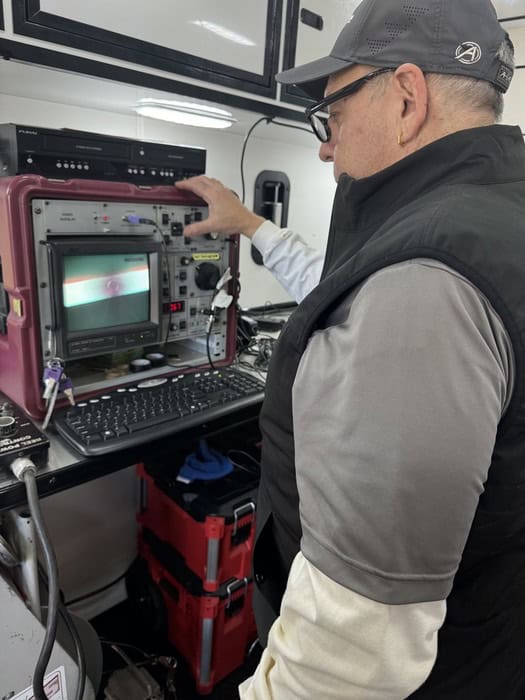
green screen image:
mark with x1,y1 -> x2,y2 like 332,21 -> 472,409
63,253 -> 150,332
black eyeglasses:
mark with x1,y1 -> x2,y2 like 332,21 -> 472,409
305,67 -> 394,143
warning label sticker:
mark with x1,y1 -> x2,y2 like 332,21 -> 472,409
12,666 -> 68,700
192,252 -> 220,261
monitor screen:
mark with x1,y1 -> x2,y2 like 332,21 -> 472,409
63,253 -> 151,332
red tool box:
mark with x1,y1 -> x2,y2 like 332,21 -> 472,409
138,528 -> 258,694
137,461 -> 258,591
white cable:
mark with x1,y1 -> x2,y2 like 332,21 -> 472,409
42,380 -> 60,431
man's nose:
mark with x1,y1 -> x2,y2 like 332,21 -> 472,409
319,140 -> 334,162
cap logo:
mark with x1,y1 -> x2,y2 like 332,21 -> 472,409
455,42 -> 482,65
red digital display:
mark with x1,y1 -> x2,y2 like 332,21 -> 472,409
170,300 -> 185,313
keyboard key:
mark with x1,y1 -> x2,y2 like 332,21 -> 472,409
53,367 -> 265,456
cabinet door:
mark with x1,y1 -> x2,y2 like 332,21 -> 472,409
492,0 -> 525,20
282,0 -> 359,106
12,0 -> 282,97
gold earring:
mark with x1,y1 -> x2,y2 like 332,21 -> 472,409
397,133 -> 405,146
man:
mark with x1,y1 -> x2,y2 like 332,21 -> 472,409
176,0 -> 525,697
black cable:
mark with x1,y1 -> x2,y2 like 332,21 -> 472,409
154,208 -> 173,349
240,115 -> 314,205
58,604 -> 86,700
65,571 -> 128,606
206,325 -> 216,370
227,449 -> 261,474
240,116 -> 272,204
100,638 -> 156,660
23,470 -> 60,700
37,562 -> 86,700
270,120 -> 312,134
237,359 -> 267,381
246,301 -> 297,314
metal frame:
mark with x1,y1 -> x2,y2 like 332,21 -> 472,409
281,0 -> 316,108
12,0 -> 283,98
0,36 -> 306,123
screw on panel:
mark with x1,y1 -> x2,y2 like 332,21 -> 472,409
46,229 -> 51,233
34,207 -> 42,215
40,283 -> 47,288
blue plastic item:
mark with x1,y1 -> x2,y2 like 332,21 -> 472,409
178,439 -> 233,481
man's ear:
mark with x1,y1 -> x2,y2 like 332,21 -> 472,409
392,63 -> 429,145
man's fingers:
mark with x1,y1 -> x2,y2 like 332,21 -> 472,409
184,221 -> 213,237
175,176 -> 219,201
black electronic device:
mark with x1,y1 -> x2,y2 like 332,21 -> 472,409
47,238 -> 163,360
0,394 -> 49,470
0,124 -> 206,185
53,367 -> 265,457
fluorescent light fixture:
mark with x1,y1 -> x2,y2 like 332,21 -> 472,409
134,98 -> 237,129
191,20 -> 256,46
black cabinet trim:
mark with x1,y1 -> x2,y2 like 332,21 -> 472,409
281,0 -> 315,108
12,0 -> 282,98
0,37 -> 307,124
499,15 -> 525,23
0,2 -> 4,30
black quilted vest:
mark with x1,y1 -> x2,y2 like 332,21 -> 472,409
254,125 -> 525,698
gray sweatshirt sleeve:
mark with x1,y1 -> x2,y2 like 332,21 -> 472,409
293,259 -> 514,604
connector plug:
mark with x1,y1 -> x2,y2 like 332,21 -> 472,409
11,456 -> 38,481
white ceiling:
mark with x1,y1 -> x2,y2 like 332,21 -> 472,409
0,58 -> 314,147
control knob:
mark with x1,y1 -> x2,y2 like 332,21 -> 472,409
180,256 -> 192,266
0,415 -> 17,437
195,262 -> 221,290
0,402 -> 14,416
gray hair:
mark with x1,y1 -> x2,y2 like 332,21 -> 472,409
425,38 -> 515,122
369,38 -> 515,122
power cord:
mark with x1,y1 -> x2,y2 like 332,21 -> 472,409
240,117 -> 271,204
206,321 -> 216,370
11,457 -> 60,700
226,449 -> 261,474
240,116 -> 313,204
38,562 -> 87,700
58,603 -> 86,700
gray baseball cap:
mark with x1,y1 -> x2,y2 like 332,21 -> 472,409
276,0 -> 514,100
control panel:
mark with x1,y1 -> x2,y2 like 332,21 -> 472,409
0,176 -> 239,420
29,197 -> 236,398
31,199 -> 232,363
0,394 -> 49,470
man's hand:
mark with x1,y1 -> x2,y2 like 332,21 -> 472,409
176,176 -> 265,239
